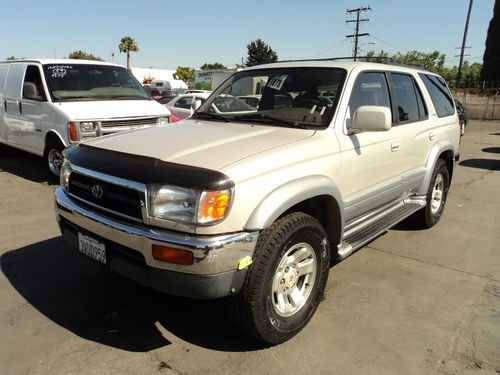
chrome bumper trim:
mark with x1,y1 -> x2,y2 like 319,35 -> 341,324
55,187 -> 259,275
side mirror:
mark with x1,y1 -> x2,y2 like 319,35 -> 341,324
352,105 -> 391,132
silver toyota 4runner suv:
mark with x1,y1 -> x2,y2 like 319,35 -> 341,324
54,60 -> 460,344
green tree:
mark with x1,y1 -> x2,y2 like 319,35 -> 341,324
174,66 -> 195,82
67,50 -> 103,61
200,62 -> 227,70
118,36 -> 139,70
365,49 -> 483,88
6,56 -> 18,60
246,39 -> 278,67
481,0 -> 500,82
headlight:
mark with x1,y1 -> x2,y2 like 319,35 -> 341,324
79,121 -> 96,133
157,117 -> 169,126
148,184 -> 233,225
60,160 -> 72,191
148,184 -> 197,223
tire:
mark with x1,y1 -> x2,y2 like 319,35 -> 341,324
226,212 -> 330,344
414,159 -> 450,228
44,141 -> 64,181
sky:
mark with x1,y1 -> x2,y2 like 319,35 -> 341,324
0,0 -> 494,70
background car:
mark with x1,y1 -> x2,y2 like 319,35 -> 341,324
165,93 -> 254,122
151,89 -> 178,104
164,93 -> 212,121
454,98 -> 468,136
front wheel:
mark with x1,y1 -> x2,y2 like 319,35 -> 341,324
226,212 -> 330,344
44,142 -> 64,181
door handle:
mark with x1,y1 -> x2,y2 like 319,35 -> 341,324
391,142 -> 400,152
429,132 -> 436,140
18,101 -> 22,115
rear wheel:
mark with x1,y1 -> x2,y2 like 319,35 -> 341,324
44,141 -> 64,181
226,212 -> 330,344
414,159 -> 450,228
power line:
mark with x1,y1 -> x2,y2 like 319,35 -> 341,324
312,38 -> 349,58
346,6 -> 371,61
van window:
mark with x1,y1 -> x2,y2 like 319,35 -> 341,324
5,64 -> 25,98
419,74 -> 454,118
43,64 -> 148,101
0,65 -> 8,93
23,65 -> 46,101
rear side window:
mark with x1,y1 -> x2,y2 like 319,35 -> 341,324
174,97 -> 192,109
391,73 -> 427,123
419,74 -> 454,118
349,72 -> 391,120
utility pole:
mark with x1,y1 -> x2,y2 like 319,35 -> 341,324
456,0 -> 474,87
346,6 -> 371,61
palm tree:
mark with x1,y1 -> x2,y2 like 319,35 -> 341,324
118,36 -> 139,70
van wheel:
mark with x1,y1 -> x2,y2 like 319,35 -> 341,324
44,142 -> 64,180
226,213 -> 330,344
415,159 -> 450,228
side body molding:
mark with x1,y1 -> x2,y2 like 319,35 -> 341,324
244,175 -> 344,233
417,139 -> 456,195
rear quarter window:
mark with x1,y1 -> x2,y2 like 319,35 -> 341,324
419,74 -> 455,118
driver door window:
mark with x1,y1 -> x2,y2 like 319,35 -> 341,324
348,72 -> 391,121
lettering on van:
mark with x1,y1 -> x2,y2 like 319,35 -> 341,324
47,65 -> 73,78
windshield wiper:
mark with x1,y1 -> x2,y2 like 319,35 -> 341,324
235,113 -> 308,129
94,95 -> 148,100
191,111 -> 232,122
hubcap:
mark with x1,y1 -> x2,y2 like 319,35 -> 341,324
48,149 -> 63,176
430,173 -> 444,214
271,242 -> 317,317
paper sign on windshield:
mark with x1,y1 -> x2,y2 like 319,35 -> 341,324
266,74 -> 288,91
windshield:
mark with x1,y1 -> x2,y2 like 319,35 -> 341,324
43,64 -> 149,101
193,67 -> 346,128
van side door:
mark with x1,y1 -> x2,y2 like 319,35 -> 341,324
19,64 -> 50,154
3,63 -> 26,146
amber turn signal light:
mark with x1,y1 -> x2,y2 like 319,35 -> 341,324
152,245 -> 193,265
68,122 -> 78,142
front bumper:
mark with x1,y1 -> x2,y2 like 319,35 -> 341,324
54,187 -> 259,299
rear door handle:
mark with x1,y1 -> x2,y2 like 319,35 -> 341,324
391,142 -> 400,152
429,132 -> 436,140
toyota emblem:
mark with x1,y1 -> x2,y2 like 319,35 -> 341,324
91,184 -> 103,199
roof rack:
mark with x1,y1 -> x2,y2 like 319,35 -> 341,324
251,56 -> 429,71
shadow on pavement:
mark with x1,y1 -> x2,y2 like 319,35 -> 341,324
1,237 -> 266,353
482,147 -> 500,154
0,146 -> 53,184
459,158 -> 500,171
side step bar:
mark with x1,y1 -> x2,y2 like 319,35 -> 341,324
336,201 -> 425,260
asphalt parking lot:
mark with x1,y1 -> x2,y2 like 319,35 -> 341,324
1,120 -> 499,375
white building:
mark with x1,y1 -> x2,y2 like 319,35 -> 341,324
131,67 -> 188,90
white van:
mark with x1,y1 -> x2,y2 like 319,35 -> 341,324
0,59 -> 171,177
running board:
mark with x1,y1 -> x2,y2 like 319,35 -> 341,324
337,202 -> 424,260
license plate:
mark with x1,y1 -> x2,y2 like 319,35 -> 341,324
78,233 -> 107,264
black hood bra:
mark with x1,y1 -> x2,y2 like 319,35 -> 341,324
63,144 -> 234,191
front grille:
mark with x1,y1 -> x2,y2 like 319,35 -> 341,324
68,172 -> 143,221
100,117 -> 159,128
